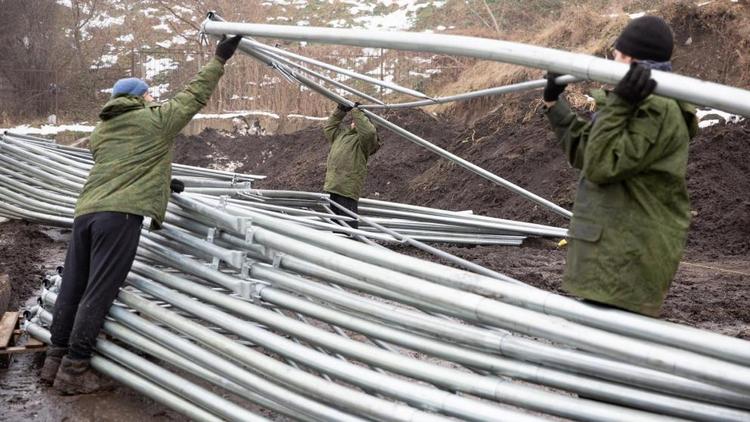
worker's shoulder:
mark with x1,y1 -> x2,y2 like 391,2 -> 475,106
643,94 -> 680,114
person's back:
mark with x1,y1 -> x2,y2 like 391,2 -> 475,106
322,103 -> 381,229
543,16 -> 698,316
77,57 -> 224,228
43,35 -> 242,395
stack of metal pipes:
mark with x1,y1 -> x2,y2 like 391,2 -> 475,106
0,132 -> 567,246
2,138 -> 750,420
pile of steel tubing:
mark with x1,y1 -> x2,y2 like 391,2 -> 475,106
0,132 -> 569,246
2,138 -> 749,420
18,191 -> 750,421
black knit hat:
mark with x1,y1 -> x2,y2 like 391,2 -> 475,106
615,16 -> 674,62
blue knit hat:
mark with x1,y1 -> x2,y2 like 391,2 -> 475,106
111,78 -> 149,98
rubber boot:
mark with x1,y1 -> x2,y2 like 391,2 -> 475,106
53,355 -> 115,395
40,345 -> 67,385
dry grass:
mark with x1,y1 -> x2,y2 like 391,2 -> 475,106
429,0 -> 750,123
427,6 -> 628,117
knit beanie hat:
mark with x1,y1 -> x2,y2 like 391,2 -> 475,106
111,78 -> 149,98
614,16 -> 674,62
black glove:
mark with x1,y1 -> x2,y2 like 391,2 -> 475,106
337,103 -> 353,113
543,72 -> 567,102
613,62 -> 657,105
170,178 -> 185,194
215,35 -> 242,64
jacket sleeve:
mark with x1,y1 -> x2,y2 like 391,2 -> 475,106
546,100 -> 592,170
582,93 -> 664,184
158,57 -> 225,138
323,107 -> 347,143
352,109 -> 380,156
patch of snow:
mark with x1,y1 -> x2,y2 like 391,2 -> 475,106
88,14 -> 125,29
350,0 -> 446,30
153,23 -> 172,33
628,11 -> 646,19
214,160 -> 244,172
141,8 -> 160,18
91,54 -> 119,69
696,108 -> 744,128
56,0 -> 72,7
288,114 -> 328,121
3,124 -> 95,135
172,5 -> 194,15
143,57 -> 179,80
149,83 -> 171,98
329,19 -> 348,28
117,34 -> 134,43
193,111 -> 281,120
699,119 -> 721,128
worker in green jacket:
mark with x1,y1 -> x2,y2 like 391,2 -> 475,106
41,35 -> 243,394
323,103 -> 381,230
543,16 -> 698,316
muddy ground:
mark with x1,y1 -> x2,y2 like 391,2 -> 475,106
0,221 -> 190,421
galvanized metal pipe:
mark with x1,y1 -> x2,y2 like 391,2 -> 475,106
116,288 -> 456,422
23,322 -> 226,422
361,75 -> 579,109
125,273 -> 547,422
200,20 -> 750,117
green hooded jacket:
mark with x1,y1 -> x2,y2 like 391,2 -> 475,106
322,107 -> 381,200
547,89 -> 698,316
75,57 -> 225,227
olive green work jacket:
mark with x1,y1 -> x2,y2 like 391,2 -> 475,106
322,107 -> 381,200
75,58 -> 225,228
547,89 -> 698,316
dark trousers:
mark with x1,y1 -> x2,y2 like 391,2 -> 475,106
327,192 -> 359,230
50,212 -> 143,359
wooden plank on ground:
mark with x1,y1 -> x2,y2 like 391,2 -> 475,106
0,312 -> 20,348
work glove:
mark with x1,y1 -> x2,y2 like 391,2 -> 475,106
215,35 -> 242,64
543,72 -> 567,102
170,178 -> 185,194
337,103 -> 353,113
613,62 -> 657,106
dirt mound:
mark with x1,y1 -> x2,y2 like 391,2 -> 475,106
175,105 -> 749,261
174,109 -> 462,199
0,221 -> 58,310
686,120 -> 750,258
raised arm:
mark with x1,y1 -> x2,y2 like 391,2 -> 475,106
157,36 -> 242,138
157,58 -> 225,137
323,105 -> 348,143
352,109 -> 379,156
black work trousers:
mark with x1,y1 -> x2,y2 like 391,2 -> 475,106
50,212 -> 143,360
328,192 -> 359,230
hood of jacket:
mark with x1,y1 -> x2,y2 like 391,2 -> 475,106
99,95 -> 147,121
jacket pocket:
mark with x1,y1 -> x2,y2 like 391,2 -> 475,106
569,220 -> 603,242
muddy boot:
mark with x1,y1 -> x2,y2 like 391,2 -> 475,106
40,345 -> 67,385
53,356 -> 115,395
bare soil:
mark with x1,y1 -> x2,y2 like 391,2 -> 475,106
0,221 -> 188,422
